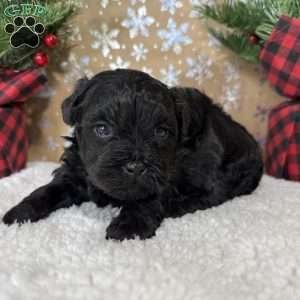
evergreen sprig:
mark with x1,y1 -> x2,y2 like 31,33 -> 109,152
208,29 -> 261,64
198,0 -> 300,64
200,1 -> 267,34
0,0 -> 79,70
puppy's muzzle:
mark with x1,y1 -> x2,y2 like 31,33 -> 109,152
123,161 -> 146,176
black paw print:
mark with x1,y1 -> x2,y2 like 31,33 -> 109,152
5,16 -> 45,48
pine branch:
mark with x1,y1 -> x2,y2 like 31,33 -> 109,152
198,0 -> 268,34
209,29 -> 261,64
255,0 -> 300,40
199,0 -> 300,38
0,0 -> 79,70
197,0 -> 300,64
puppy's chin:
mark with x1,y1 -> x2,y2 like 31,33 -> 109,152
87,170 -> 162,202
103,186 -> 155,202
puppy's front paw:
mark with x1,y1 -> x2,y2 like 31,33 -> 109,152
2,202 -> 39,226
106,214 -> 157,241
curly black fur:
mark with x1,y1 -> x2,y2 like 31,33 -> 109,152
2,69 -> 263,240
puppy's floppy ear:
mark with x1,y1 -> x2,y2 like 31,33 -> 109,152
61,76 -> 90,126
171,87 -> 209,143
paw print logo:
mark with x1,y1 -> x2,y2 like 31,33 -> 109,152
4,16 -> 45,48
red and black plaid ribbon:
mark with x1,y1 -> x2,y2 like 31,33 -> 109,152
260,15 -> 300,99
265,100 -> 300,181
0,69 -> 47,177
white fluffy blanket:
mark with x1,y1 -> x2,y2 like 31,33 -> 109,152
0,162 -> 300,300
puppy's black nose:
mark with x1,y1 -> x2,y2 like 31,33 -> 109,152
124,161 -> 146,175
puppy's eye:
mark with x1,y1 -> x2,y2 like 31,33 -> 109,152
155,127 -> 169,139
94,124 -> 112,138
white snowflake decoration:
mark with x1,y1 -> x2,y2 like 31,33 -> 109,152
100,0 -> 119,8
160,0 -> 183,15
207,32 -> 221,50
75,0 -> 87,8
157,18 -> 192,54
130,0 -> 146,5
220,62 -> 241,111
185,54 -> 213,84
69,26 -> 82,42
189,0 -> 216,18
47,137 -> 60,151
109,56 -> 131,70
221,83 -> 240,112
223,62 -> 240,82
131,43 -> 149,62
160,64 -> 181,86
90,23 -> 120,57
100,0 -> 109,8
122,6 -> 155,38
61,54 -> 94,84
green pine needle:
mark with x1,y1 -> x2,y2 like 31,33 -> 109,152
197,0 -> 300,64
209,29 -> 261,64
0,0 -> 79,70
199,0 -> 267,34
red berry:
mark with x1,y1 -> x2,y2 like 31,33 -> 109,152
43,34 -> 58,48
33,51 -> 49,67
249,34 -> 259,45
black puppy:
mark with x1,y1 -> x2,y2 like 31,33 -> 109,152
2,69 -> 263,240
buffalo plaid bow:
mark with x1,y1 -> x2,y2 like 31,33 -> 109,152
0,69 -> 47,177
265,100 -> 300,181
260,16 -> 300,99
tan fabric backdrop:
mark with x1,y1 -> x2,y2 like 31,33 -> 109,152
26,0 -> 282,162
